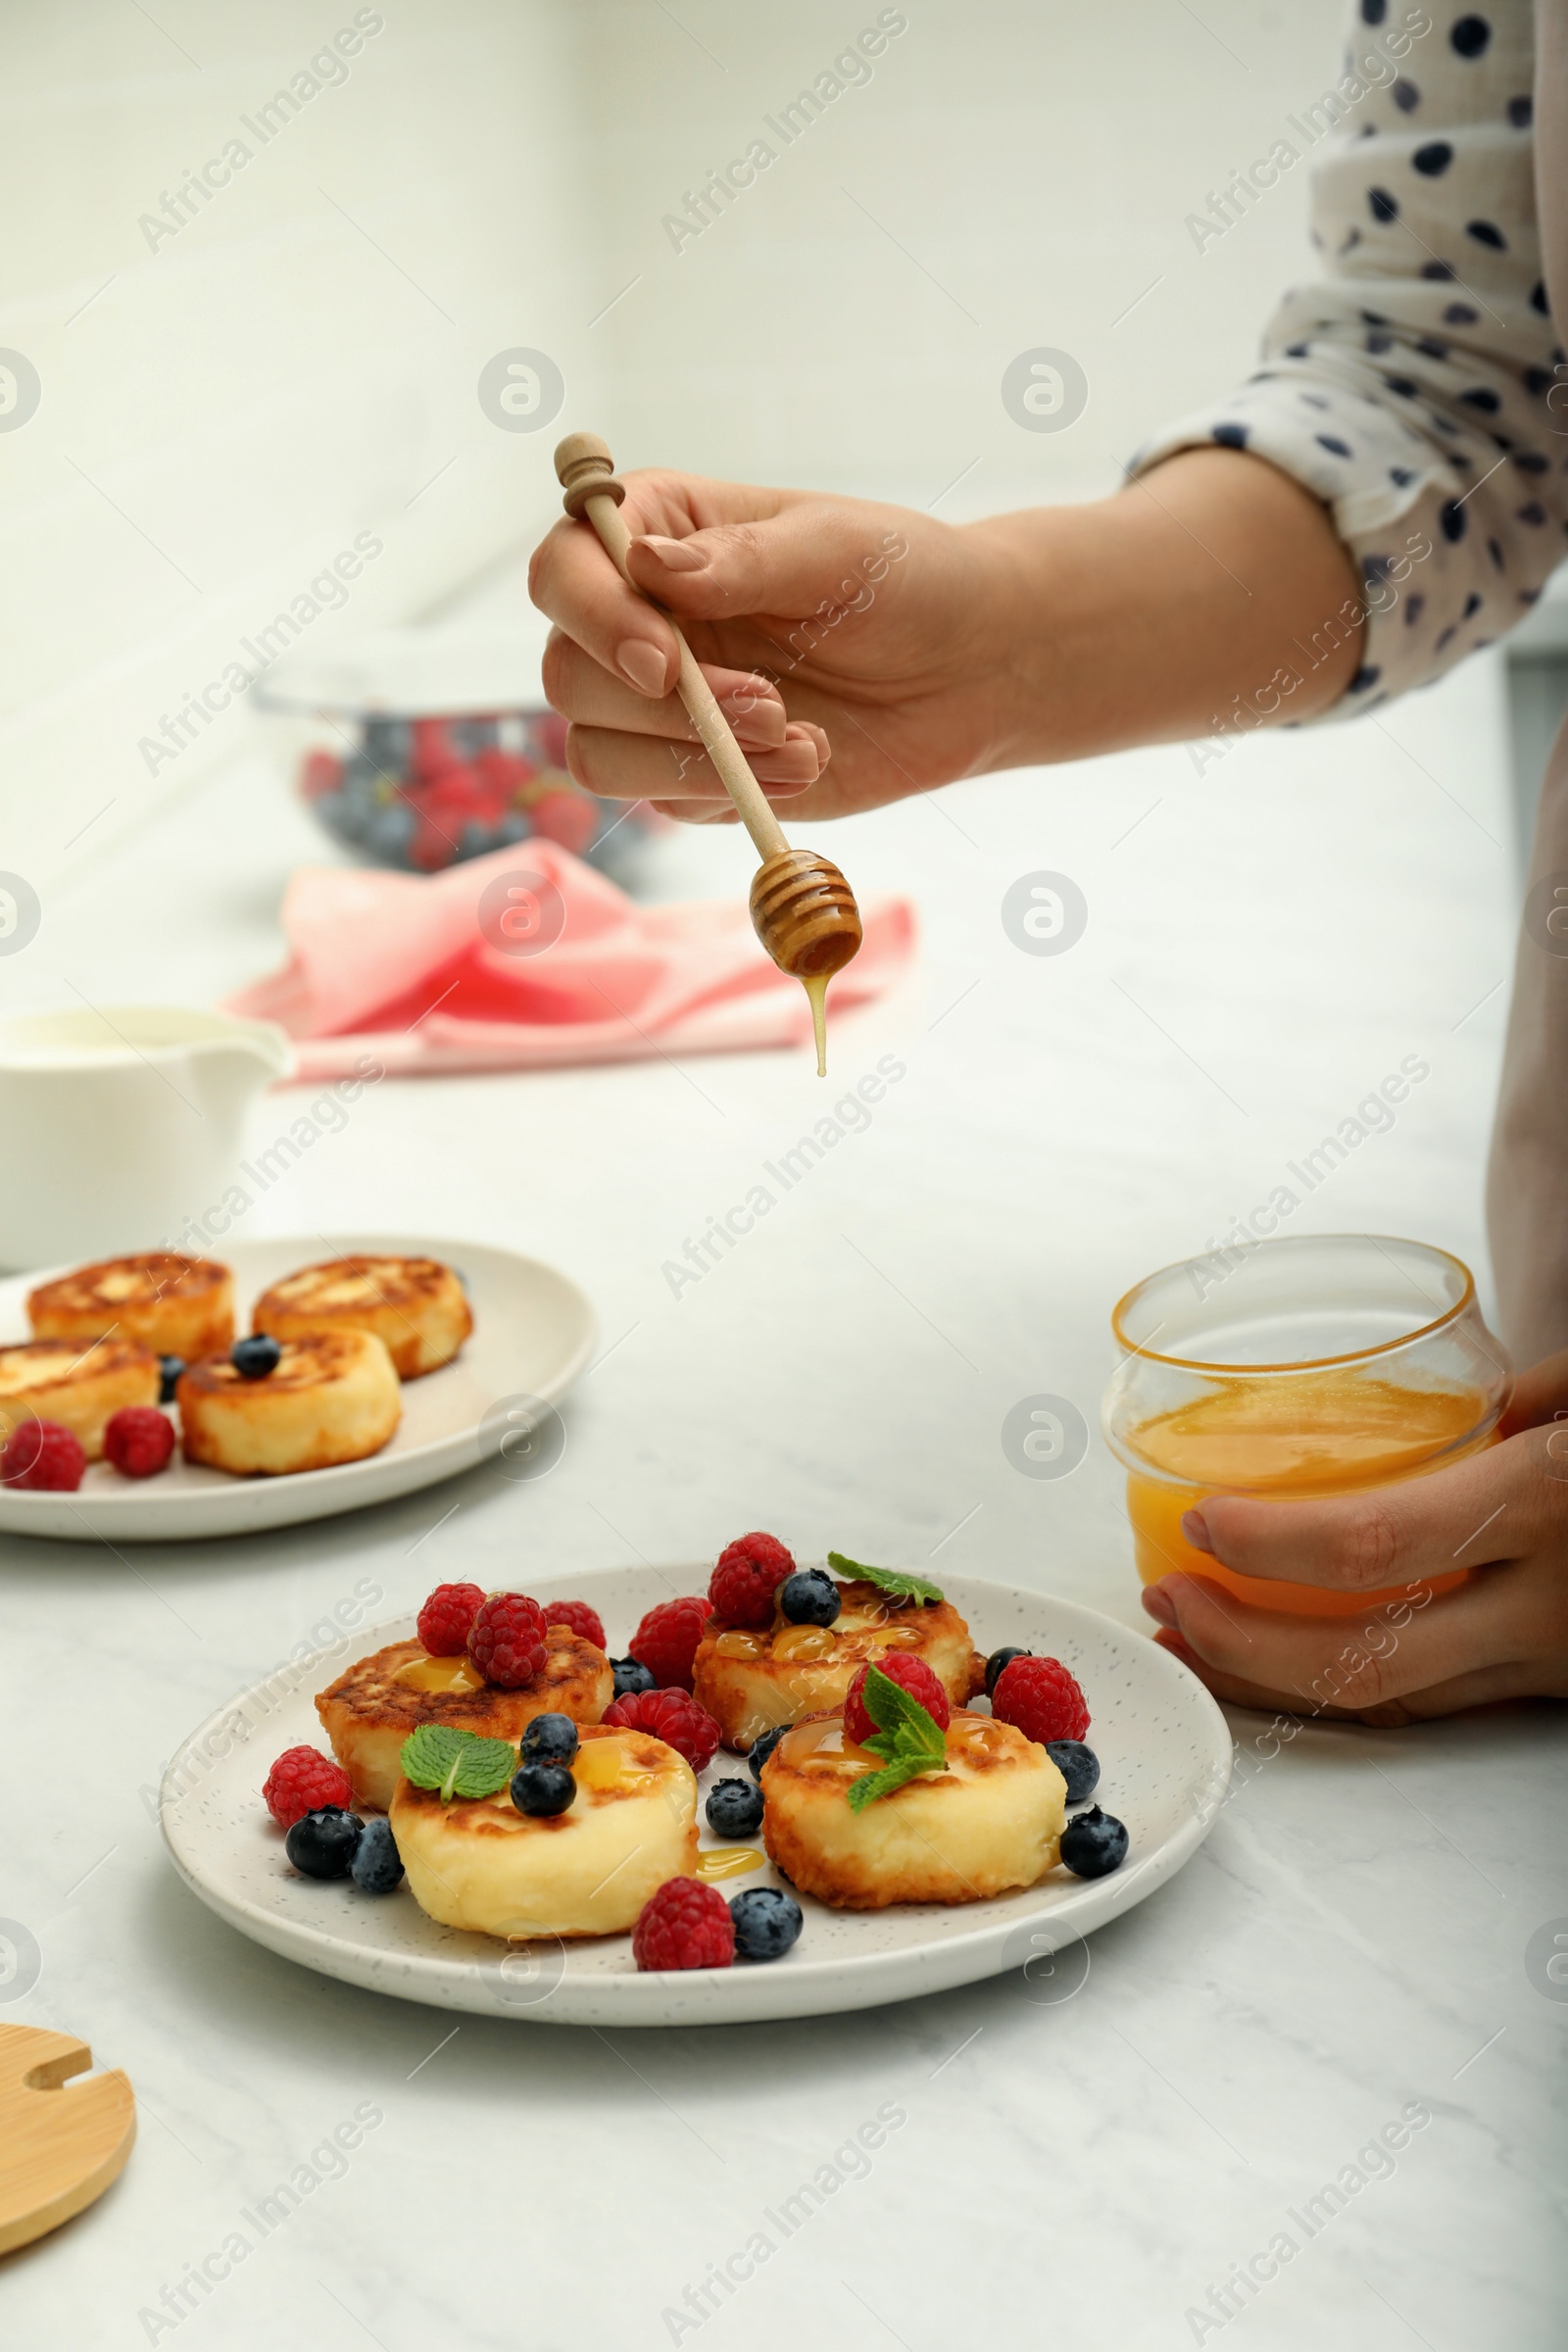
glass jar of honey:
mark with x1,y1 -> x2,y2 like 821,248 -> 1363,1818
1102,1235 -> 1511,1617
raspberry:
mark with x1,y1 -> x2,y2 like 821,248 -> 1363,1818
263,1745 -> 353,1830
604,1688 -> 721,1773
467,1592 -> 549,1688
708,1532 -> 797,1629
543,1598 -> 606,1650
0,1419 -> 85,1492
416,1582 -> 485,1656
628,1594 -> 709,1691
103,1407 -> 175,1479
992,1655 -> 1090,1745
843,1654 -> 952,1745
632,1877 -> 735,1972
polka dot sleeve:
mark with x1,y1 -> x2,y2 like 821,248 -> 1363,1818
1127,1 -> 1564,717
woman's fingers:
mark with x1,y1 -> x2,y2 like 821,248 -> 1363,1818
542,631 -> 788,747
529,515 -> 684,698
1152,1627 -> 1536,1725
648,799 -> 742,825
1180,1431 -> 1550,1593
565,719 -> 827,803
1141,1562 -> 1524,1712
530,482 -> 892,696
622,502 -> 900,627
1500,1348 -> 1568,1434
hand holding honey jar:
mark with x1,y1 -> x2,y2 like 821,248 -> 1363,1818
1103,1235 -> 1568,1723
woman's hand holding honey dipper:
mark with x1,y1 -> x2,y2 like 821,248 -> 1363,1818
550,432 -> 865,1075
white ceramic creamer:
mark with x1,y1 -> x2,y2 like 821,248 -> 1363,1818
0,1007 -> 291,1271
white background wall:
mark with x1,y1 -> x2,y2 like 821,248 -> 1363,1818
0,0 -> 601,894
0,0 -> 1353,898
577,0 -> 1347,502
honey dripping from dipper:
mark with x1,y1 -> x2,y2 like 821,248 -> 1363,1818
749,845 -> 862,1079
807,977 -> 829,1079
553,431 -> 864,1072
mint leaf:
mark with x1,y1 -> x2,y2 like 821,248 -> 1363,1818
827,1551 -> 944,1607
845,1664 -> 949,1813
400,1724 -> 516,1802
859,1663 -> 949,1758
399,1725 -> 466,1796
847,1756 -> 940,1813
449,1737 -> 517,1799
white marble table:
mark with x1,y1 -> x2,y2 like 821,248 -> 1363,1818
2,644 -> 1563,2351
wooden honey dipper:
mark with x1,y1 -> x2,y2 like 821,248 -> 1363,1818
553,430 -> 862,1075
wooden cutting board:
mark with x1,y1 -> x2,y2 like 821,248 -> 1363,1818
0,2025 -> 135,2256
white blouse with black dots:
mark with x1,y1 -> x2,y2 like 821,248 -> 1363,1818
1130,0 -> 1564,716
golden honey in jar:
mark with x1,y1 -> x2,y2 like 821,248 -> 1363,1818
1102,1236 -> 1510,1618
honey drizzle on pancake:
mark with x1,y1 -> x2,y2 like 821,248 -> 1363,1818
393,1654 -> 485,1694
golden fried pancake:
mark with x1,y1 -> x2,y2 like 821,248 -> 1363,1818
692,1578 -> 984,1752
761,1709 -> 1067,1909
251,1254 -> 471,1379
177,1330 -> 400,1478
0,1337 -> 159,1461
393,1724 -> 697,1939
317,1629 -> 612,1813
27,1252 -> 232,1361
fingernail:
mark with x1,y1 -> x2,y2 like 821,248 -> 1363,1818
1141,1583 -> 1177,1627
720,680 -> 782,716
752,741 -> 821,784
616,640 -> 668,696
722,698 -> 785,747
1181,1508 -> 1214,1554
639,534 -> 709,573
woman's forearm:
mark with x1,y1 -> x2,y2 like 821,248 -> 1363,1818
969,448 -> 1366,770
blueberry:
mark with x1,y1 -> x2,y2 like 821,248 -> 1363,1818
1058,1805 -> 1128,1879
706,1779 -> 764,1838
729,1886 -> 803,1962
747,1725 -> 788,1782
316,794 -> 355,846
985,1644 -> 1030,1698
364,803 -> 416,865
158,1354 -> 185,1404
519,1713 -> 579,1769
285,1806 -> 365,1880
362,716 -> 412,769
231,1334 -> 282,1380
778,1570 -> 841,1627
339,750 -> 386,807
350,1816 -> 404,1893
1045,1740 -> 1100,1804
611,1656 -> 655,1700
511,1762 -> 575,1817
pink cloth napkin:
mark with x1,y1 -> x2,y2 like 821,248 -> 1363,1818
223,841 -> 917,1081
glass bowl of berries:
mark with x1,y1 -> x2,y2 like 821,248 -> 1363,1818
254,628 -> 664,883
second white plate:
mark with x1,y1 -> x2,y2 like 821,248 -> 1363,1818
0,1233 -> 595,1543
161,1566 -> 1232,2026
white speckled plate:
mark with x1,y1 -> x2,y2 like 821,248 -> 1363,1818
0,1235 -> 595,1543
161,1566 -> 1232,2026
